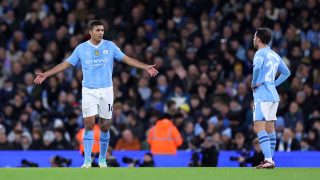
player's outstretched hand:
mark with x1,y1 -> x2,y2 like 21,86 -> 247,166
34,72 -> 47,84
145,64 -> 159,77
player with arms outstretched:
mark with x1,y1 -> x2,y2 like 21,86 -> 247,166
34,20 -> 158,168
251,28 -> 291,169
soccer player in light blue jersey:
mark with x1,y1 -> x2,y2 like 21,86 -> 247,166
251,28 -> 291,169
34,20 -> 158,168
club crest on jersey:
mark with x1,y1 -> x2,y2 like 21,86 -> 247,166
103,50 -> 108,54
95,50 -> 99,56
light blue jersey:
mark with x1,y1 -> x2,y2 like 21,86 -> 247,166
66,40 -> 125,88
251,46 -> 291,102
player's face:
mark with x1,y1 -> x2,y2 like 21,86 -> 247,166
90,25 -> 104,42
253,32 -> 258,48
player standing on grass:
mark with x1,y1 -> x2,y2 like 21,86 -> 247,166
34,20 -> 158,168
251,28 -> 291,169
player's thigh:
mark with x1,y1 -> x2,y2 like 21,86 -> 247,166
266,102 -> 279,121
82,88 -> 99,118
253,101 -> 265,121
259,102 -> 276,121
98,88 -> 114,119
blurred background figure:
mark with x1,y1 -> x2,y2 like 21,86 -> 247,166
147,114 -> 183,155
236,138 -> 264,167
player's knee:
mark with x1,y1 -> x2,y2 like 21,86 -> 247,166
254,125 -> 263,134
99,121 -> 110,132
84,121 -> 94,130
266,126 -> 275,133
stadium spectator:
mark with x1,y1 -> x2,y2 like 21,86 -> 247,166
147,114 -> 183,154
115,129 -> 141,150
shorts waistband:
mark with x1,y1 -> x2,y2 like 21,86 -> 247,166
82,86 -> 113,92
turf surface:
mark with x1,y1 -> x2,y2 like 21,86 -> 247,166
1,168 -> 319,180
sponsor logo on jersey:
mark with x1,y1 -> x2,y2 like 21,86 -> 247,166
85,58 -> 109,67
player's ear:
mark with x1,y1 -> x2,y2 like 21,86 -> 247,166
256,37 -> 261,44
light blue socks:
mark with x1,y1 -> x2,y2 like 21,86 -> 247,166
83,130 -> 94,163
268,132 -> 276,158
257,130 -> 272,161
99,130 -> 110,163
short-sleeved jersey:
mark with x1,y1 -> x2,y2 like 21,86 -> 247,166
66,40 -> 125,88
252,47 -> 290,102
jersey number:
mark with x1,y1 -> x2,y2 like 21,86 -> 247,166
108,104 -> 113,112
265,53 -> 279,82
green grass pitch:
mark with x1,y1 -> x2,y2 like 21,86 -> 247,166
1,168 -> 319,180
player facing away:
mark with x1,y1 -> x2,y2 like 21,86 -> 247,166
251,28 -> 291,169
34,20 -> 159,168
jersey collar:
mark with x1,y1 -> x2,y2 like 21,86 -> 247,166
87,40 -> 104,48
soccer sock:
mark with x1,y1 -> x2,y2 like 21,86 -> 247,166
83,130 -> 94,163
99,130 -> 110,162
268,132 -> 276,159
257,130 -> 272,162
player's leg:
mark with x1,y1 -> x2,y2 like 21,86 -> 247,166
266,122 -> 276,157
81,88 -> 99,168
98,117 -> 111,167
266,102 -> 279,161
253,101 -> 273,166
81,115 -> 96,168
97,87 -> 113,168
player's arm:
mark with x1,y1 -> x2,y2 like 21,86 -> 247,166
251,56 -> 263,90
34,46 -> 80,84
34,61 -> 72,84
275,59 -> 291,87
122,55 -> 158,77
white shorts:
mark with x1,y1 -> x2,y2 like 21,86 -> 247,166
82,86 -> 114,119
253,101 -> 279,121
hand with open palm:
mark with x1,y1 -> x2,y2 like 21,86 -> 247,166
145,64 -> 159,77
34,72 -> 48,84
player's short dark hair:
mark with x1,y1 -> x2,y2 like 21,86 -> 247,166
88,20 -> 104,30
256,28 -> 272,44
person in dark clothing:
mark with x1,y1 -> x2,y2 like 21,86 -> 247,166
29,130 -> 44,150
139,152 -> 155,167
238,138 -> 264,167
51,128 -> 73,150
276,128 -> 301,151
200,136 -> 219,167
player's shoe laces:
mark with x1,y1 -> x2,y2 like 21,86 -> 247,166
255,160 -> 275,169
98,159 -> 108,168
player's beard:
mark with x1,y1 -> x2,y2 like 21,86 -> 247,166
94,35 -> 103,43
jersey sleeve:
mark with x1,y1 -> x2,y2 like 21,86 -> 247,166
277,58 -> 290,75
111,42 -> 125,61
253,52 -> 264,69
275,59 -> 291,87
252,52 -> 264,84
66,46 -> 80,66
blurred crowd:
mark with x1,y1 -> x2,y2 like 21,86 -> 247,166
0,0 -> 320,156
